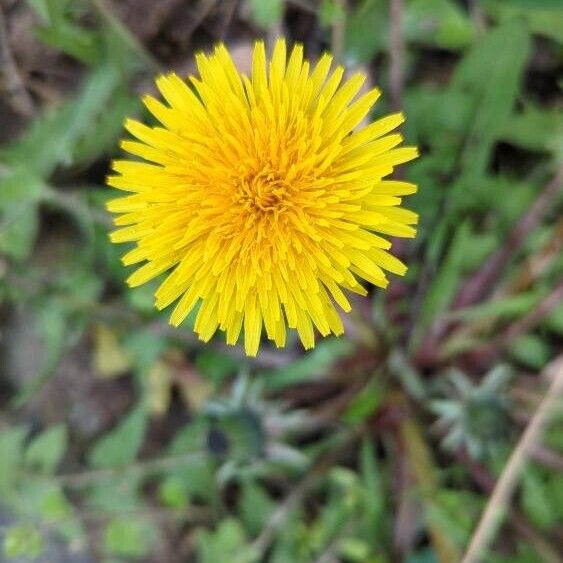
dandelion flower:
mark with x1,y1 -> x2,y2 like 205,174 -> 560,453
107,39 -> 419,356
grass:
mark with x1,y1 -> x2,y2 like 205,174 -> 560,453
0,0 -> 562,561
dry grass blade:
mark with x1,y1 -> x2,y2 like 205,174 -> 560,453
462,356 -> 563,563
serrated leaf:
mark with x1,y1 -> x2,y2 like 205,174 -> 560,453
25,424 -> 68,473
88,404 -> 147,468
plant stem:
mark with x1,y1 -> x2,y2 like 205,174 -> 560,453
462,356 -> 563,563
331,0 -> 347,64
389,0 -> 404,112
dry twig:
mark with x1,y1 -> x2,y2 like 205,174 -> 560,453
462,356 -> 563,563
0,4 -> 35,116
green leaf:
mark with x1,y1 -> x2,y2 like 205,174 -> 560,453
482,0 -> 563,43
0,173 -> 43,261
345,0 -> 388,64
447,289 -> 545,323
521,469 -> 555,530
404,0 -> 474,50
0,426 -> 28,494
196,350 -> 241,384
239,481 -> 275,536
407,548 -> 439,563
123,327 -> 167,374
103,517 -> 153,558
1,62 -> 121,178
35,22 -> 100,65
359,439 -> 384,536
17,480 -> 82,542
72,89 -> 140,164
498,104 -> 563,154
86,478 -> 142,513
25,424 -> 68,473
343,378 -> 383,425
414,220 -> 471,343
262,339 -> 353,391
452,19 -> 531,180
545,303 -> 563,335
158,474 -> 189,509
0,201 -> 40,261
426,489 -> 481,546
14,297 -> 68,407
490,0 -> 563,7
319,0 -> 346,27
3,524 -> 43,560
508,334 -> 552,370
28,0 -> 101,64
248,0 -> 283,28
40,485 -> 82,541
165,421 -> 214,501
88,404 -> 147,468
196,519 -> 256,563
339,537 -> 371,562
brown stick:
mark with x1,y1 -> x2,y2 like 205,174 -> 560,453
459,450 -> 561,563
461,356 -> 563,563
0,5 -> 35,117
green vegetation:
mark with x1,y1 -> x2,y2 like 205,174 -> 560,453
0,0 -> 562,561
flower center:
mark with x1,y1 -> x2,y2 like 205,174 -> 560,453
237,169 -> 290,213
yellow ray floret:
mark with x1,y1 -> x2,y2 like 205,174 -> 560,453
107,39 -> 419,356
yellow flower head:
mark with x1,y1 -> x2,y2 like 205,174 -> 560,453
107,39 -> 418,356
